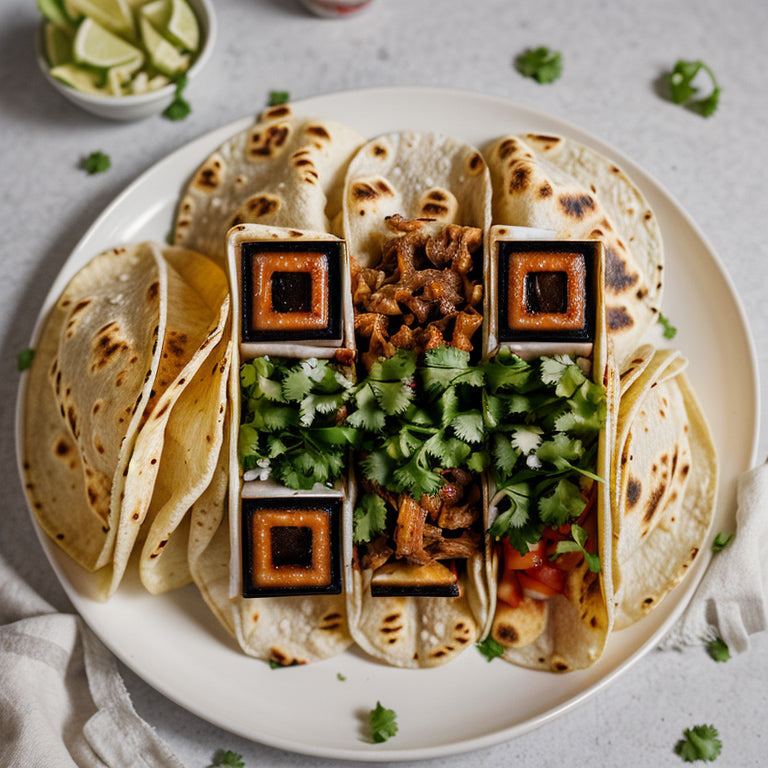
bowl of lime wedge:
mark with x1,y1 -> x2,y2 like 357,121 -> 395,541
35,0 -> 215,121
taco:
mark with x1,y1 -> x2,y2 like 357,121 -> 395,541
482,223 -> 617,672
611,345 -> 717,628
342,132 -> 494,668
484,134 -> 663,367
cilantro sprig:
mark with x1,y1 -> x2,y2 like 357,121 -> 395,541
212,750 -> 245,768
476,635 -> 505,662
353,493 -> 388,543
268,90 -> 290,106
658,313 -> 678,340
552,523 -> 600,573
162,74 -> 191,121
485,351 -> 605,555
706,637 -> 730,663
674,724 -> 722,762
17,347 -> 35,371
515,46 -> 563,84
81,151 -> 110,174
369,701 -> 398,743
667,60 -> 721,117
239,357 -> 357,489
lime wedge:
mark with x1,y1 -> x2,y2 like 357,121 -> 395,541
44,22 -> 73,66
166,0 -> 198,52
139,0 -> 170,28
37,0 -> 76,32
66,0 -> 135,39
139,15 -> 189,76
50,62 -> 108,94
74,17 -> 144,70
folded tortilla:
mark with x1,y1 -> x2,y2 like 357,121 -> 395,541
611,345 -> 717,628
484,134 -> 663,367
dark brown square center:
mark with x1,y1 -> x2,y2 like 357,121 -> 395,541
525,271 -> 568,314
270,271 -> 313,313
270,525 -> 313,569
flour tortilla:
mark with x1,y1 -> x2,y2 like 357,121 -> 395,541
23,244 -> 167,580
110,248 -> 231,596
484,134 -> 663,366
173,105 -> 364,266
612,347 -> 717,629
342,131 -> 492,269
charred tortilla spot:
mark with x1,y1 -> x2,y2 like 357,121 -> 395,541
627,477 -> 642,507
147,281 -> 159,301
538,182 -> 553,198
605,247 -> 639,291
55,439 -> 70,456
422,202 -> 449,216
56,533 -> 64,540
248,124 -> 291,159
305,124 -> 330,140
644,484 -> 666,524
263,105 -> 290,120
467,152 -> 483,173
352,179 -> 394,201
383,613 -> 400,623
496,624 -> 519,644
559,193 -> 596,219
607,306 -> 634,330
246,194 -> 280,218
508,165 -> 531,192
554,662 -> 569,672
690,547 -> 699,560
497,138 -> 518,159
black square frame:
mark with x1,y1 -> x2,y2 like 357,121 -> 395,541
497,240 -> 599,344
240,240 -> 344,343
241,496 -> 342,598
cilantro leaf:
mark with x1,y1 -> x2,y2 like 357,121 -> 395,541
162,74 -> 191,121
552,523 -> 600,572
369,702 -> 398,743
515,46 -> 563,84
539,355 -> 585,397
476,635 -> 505,662
658,312 -> 678,339
538,478 -> 586,528
268,90 -> 290,106
82,151 -> 110,174
674,724 -> 722,762
667,60 -> 720,117
706,637 -> 730,663
17,347 -> 35,371
712,532 -> 734,553
353,493 -> 388,544
337,672 -> 346,681
212,750 -> 245,768
451,411 -> 484,444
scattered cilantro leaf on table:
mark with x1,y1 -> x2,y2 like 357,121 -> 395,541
667,60 -> 721,117
268,90 -> 290,106
369,702 -> 398,743
712,532 -> 734,553
658,312 -> 678,339
337,672 -> 346,681
163,74 -> 191,121
706,637 -> 730,662
515,46 -> 563,84
82,151 -> 110,174
212,750 -> 245,768
17,347 -> 35,371
476,635 -> 505,662
674,724 -> 722,762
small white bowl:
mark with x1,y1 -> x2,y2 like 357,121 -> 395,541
35,0 -> 216,121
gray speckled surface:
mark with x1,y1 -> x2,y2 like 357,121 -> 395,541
2,0 -> 766,765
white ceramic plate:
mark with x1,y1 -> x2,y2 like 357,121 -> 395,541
16,88 -> 759,761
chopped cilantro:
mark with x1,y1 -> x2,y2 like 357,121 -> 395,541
81,151 -> 110,174
476,635 -> 505,662
268,659 -> 299,669
212,750 -> 245,768
667,60 -> 721,117
674,724 -> 722,762
706,637 -> 730,663
337,672 -> 346,681
658,313 -> 678,339
711,532 -> 734,553
515,46 -> 563,84
268,90 -> 290,106
353,493 -> 388,543
369,701 -> 398,743
162,74 -> 191,121
17,347 -> 35,371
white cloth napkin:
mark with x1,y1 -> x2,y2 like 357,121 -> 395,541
658,461 -> 768,654
0,557 -> 184,768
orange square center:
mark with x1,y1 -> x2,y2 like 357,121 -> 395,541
508,251 -> 586,331
251,252 -> 329,332
251,509 -> 331,587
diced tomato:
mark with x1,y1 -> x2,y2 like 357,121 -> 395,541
518,572 -> 560,600
502,539 -> 545,570
497,570 -> 522,608
525,564 -> 565,593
